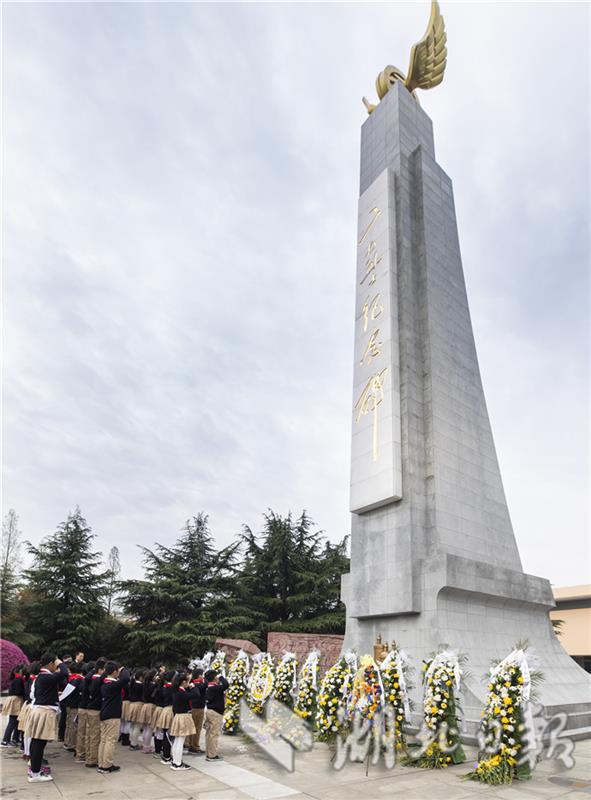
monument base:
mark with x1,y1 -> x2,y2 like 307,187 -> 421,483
342,552 -> 591,741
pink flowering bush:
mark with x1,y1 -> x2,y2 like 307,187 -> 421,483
1,639 -> 29,690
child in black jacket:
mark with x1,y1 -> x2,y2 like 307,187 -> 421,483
169,671 -> 202,770
26,653 -> 69,783
97,662 -> 130,774
204,670 -> 229,761
1,664 -> 26,747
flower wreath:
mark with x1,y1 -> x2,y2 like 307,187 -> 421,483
223,650 -> 250,734
465,645 -> 542,785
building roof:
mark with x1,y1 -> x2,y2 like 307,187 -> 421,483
552,585 -> 591,601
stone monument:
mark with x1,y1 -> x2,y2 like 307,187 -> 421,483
341,0 -> 591,739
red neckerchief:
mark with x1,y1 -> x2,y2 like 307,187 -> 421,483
14,673 -> 21,679
104,677 -> 118,682
163,682 -> 172,688
31,676 -> 38,683
40,668 -> 52,674
178,687 -> 186,692
69,674 -> 83,681
207,682 -> 217,687
91,674 -> 101,679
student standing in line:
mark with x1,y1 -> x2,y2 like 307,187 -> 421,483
18,663 -> 39,761
151,670 -> 167,758
62,662 -> 84,752
25,653 -> 69,783
57,654 -> 72,742
187,668 -> 206,754
85,658 -> 106,769
127,668 -> 145,750
141,668 -> 158,754
97,662 -> 130,774
169,671 -> 203,771
1,664 -> 26,747
157,670 -> 175,765
74,661 -> 95,764
203,670 -> 228,762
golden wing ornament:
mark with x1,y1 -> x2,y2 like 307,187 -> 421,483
364,0 -> 447,113
405,0 -> 447,93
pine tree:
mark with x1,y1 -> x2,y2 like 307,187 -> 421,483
19,507 -> 109,656
120,513 -> 255,664
239,511 -> 350,642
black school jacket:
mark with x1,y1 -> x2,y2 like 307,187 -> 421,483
205,677 -> 229,715
33,664 -> 69,706
7,676 -> 25,698
100,669 -> 130,721
172,685 -> 203,715
189,680 -> 206,709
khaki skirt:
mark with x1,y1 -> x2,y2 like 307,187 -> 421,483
140,702 -> 155,725
169,712 -> 196,738
122,700 -> 130,720
26,706 -> 59,741
150,704 -> 161,728
127,702 -> 144,723
2,695 -> 23,716
154,706 -> 173,730
17,703 -> 31,732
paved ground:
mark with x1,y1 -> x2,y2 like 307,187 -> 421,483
1,734 -> 589,800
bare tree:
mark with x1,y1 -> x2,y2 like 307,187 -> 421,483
105,545 -> 121,615
1,509 -> 22,598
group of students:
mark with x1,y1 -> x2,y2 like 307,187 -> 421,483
1,650 -> 229,784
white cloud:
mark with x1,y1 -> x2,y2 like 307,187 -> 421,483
3,2 -> 588,586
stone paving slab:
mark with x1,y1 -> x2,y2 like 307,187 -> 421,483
1,734 -> 589,800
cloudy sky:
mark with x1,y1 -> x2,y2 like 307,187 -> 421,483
3,2 -> 589,586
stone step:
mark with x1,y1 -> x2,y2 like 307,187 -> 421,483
561,711 -> 591,731
555,726 -> 591,742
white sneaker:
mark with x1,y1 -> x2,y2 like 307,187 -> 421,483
28,773 -> 53,782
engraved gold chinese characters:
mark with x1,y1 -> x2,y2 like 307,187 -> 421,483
360,329 -> 382,366
362,294 -> 383,332
362,0 -> 447,114
355,205 -> 388,461
355,368 -> 388,462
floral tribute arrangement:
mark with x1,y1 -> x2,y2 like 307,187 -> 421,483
347,655 -> 384,725
210,649 -> 227,675
380,647 -> 412,752
406,649 -> 466,769
465,646 -> 542,785
294,650 -> 320,722
315,651 -> 357,742
223,650 -> 250,734
189,651 -> 213,672
248,652 -> 275,716
274,652 -> 298,708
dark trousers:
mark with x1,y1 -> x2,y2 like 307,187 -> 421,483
58,702 -> 67,740
162,730 -> 171,760
154,736 -> 162,754
2,715 -> 19,744
30,739 -> 47,774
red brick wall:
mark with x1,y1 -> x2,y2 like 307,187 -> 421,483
267,632 -> 344,676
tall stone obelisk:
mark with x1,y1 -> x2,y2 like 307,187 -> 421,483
341,79 -> 591,737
